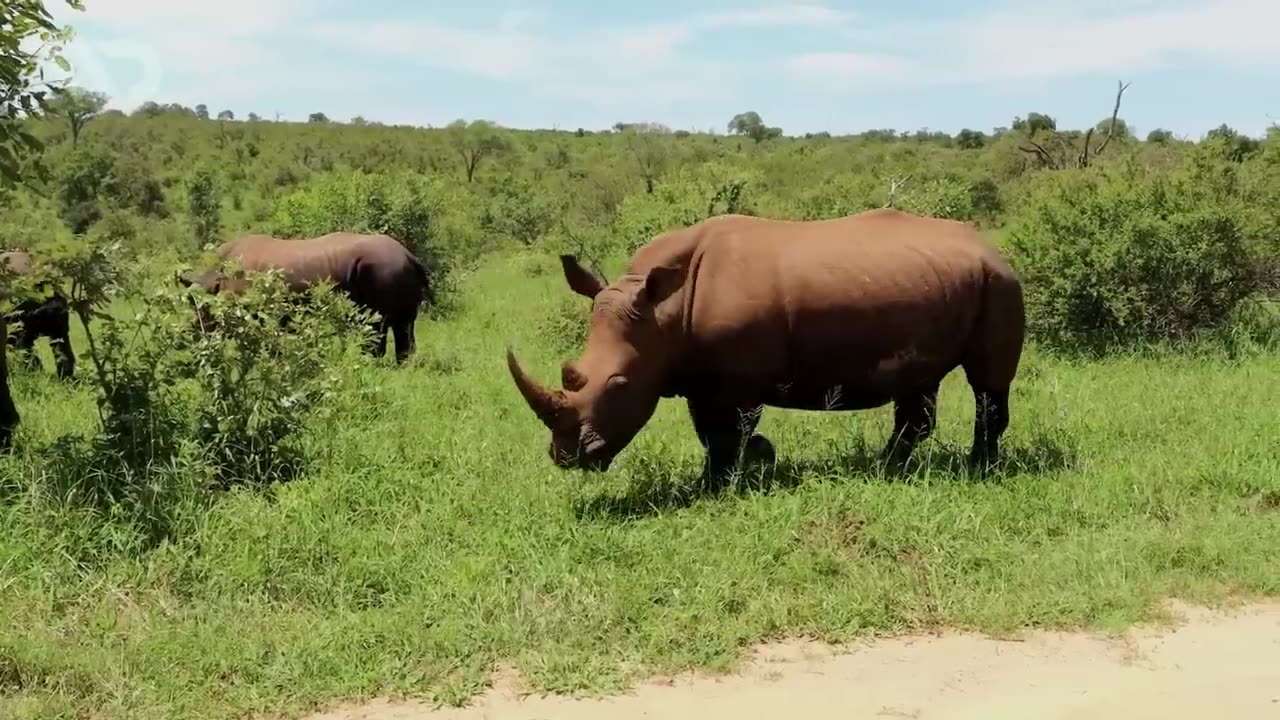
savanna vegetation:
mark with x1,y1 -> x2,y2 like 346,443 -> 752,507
2,3 -> 1279,719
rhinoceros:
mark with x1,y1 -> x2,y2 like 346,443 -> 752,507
506,208 -> 1026,479
179,232 -> 431,364
0,250 -> 75,380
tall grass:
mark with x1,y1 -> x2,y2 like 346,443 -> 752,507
0,250 -> 1277,720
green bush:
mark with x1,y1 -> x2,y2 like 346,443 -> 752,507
612,162 -> 764,254
1006,160 -> 1267,350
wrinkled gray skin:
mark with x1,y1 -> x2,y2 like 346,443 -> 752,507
507,209 -> 1026,480
0,250 -> 75,381
178,232 -> 431,364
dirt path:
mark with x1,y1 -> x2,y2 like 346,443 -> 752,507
305,600 -> 1280,720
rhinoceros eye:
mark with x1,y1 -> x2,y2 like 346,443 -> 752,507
561,363 -> 588,391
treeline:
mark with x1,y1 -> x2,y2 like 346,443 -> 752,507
2,86 -> 1279,352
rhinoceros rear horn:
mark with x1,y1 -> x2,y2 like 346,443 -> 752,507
506,347 -> 564,427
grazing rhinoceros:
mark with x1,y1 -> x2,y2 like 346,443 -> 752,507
506,208 -> 1026,479
0,250 -> 75,380
179,232 -> 431,364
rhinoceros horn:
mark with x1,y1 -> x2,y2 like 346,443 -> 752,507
506,347 -> 564,427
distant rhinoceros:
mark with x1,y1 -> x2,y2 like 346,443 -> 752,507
179,232 -> 432,364
506,208 -> 1026,479
0,250 -> 75,380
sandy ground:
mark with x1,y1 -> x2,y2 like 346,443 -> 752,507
304,600 -> 1280,720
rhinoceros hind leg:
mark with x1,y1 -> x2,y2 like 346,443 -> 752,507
879,385 -> 940,471
391,318 -> 416,364
967,386 -> 1010,473
687,396 -> 767,486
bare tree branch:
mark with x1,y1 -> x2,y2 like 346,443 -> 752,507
1083,80 -> 1131,166
883,174 -> 912,208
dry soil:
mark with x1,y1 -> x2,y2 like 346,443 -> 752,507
303,600 -> 1280,720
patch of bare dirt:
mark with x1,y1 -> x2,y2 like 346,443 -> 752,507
302,599 -> 1280,720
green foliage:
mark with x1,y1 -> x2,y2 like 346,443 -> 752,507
727,111 -> 783,144
0,0 -> 83,185
612,162 -> 763,254
1006,159 -> 1270,350
185,164 -> 220,248
480,175 -> 567,247
179,270 -> 371,486
44,85 -> 106,145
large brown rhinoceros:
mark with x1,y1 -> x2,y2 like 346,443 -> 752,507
179,232 -> 431,364
0,250 -> 75,380
506,208 -> 1026,479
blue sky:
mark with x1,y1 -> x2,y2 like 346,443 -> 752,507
47,0 -> 1280,138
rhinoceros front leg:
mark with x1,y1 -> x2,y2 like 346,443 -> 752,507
365,318 -> 388,358
686,395 -> 774,486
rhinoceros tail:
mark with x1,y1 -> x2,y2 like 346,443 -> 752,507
407,252 -> 435,306
962,255 -> 1025,393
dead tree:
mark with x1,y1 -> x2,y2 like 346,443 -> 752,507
883,174 -> 912,208
1019,80 -> 1131,170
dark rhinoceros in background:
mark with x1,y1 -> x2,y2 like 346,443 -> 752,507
178,232 -> 431,364
506,208 -> 1026,479
0,250 -> 75,380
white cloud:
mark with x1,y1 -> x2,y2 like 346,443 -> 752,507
311,3 -> 857,107
787,0 -> 1280,87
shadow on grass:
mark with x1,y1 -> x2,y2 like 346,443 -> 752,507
575,429 -> 1079,522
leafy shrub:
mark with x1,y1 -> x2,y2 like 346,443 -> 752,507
480,176 -> 567,247
11,235 -> 372,554
790,172 -> 881,220
899,177 -> 975,220
178,269 -> 372,487
612,162 -> 764,254
1005,160 -> 1268,350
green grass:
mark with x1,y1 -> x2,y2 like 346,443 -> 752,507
1,249 -> 1278,720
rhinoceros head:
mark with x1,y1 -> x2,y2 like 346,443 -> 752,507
507,254 -> 683,472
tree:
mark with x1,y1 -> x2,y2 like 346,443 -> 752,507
445,119 -> 510,183
1016,80 -> 1131,170
619,123 -> 672,193
308,112 -> 329,123
1146,128 -> 1174,144
727,111 -> 782,143
186,165 -> 221,248
46,85 -> 107,145
247,112 -> 261,122
216,109 -> 234,121
956,128 -> 987,150
0,0 -> 84,185
195,103 -> 209,120
1011,112 -> 1056,135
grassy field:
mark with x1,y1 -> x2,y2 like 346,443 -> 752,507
1,248 -> 1278,720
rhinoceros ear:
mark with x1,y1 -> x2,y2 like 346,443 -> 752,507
641,264 -> 682,306
560,254 -> 606,299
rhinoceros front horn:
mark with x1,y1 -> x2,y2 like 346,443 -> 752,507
506,347 -> 563,428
